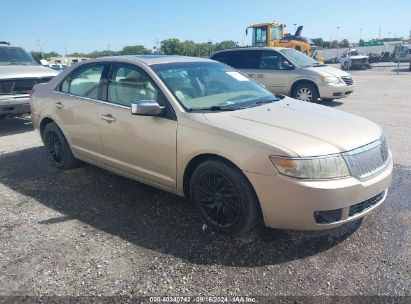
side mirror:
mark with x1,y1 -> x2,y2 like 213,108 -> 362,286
131,100 -> 164,116
281,61 -> 295,70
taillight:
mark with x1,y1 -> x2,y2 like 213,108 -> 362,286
29,88 -> 35,98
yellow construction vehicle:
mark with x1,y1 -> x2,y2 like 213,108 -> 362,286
246,21 -> 323,63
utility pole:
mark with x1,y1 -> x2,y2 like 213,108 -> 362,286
360,28 -> 362,41
37,39 -> 44,60
294,23 -> 297,33
155,39 -> 160,54
378,26 -> 382,40
336,27 -> 340,58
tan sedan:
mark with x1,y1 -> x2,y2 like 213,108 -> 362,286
30,55 -> 392,233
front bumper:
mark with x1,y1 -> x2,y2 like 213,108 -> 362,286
318,83 -> 355,100
0,95 -> 31,115
245,157 -> 393,230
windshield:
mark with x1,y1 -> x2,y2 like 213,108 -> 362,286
0,47 -> 38,66
279,48 -> 318,68
151,62 -> 278,111
349,50 -> 364,56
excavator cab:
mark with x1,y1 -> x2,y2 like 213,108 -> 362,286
248,21 -> 285,47
247,21 -> 323,63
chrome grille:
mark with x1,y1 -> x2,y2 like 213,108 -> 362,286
0,77 -> 52,95
341,76 -> 354,86
343,137 -> 389,180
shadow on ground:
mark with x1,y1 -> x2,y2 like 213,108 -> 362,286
0,116 -> 33,136
0,146 -> 363,267
391,68 -> 411,73
319,100 -> 344,107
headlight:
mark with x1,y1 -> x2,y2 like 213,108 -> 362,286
270,154 -> 350,179
321,76 -> 340,84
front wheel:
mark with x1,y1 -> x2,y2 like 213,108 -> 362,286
190,160 -> 262,234
43,122 -> 81,170
292,83 -> 319,102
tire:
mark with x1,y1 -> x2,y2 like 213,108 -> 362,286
342,62 -> 350,71
43,122 -> 80,170
292,82 -> 319,102
190,160 -> 262,234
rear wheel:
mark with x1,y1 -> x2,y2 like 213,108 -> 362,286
292,82 -> 319,102
43,122 -> 80,170
190,160 -> 262,234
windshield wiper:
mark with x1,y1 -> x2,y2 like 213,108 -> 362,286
189,105 -> 243,112
248,95 -> 283,107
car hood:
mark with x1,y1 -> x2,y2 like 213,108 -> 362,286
0,65 -> 58,80
305,65 -> 350,78
204,97 -> 382,157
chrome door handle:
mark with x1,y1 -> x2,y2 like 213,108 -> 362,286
256,74 -> 264,78
101,114 -> 116,123
55,102 -> 64,109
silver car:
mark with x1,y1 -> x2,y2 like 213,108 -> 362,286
211,47 -> 355,102
0,43 -> 58,116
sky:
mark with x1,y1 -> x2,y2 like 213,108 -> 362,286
1,0 -> 410,55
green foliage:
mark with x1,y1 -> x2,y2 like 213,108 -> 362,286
161,39 -> 237,56
311,38 -> 324,47
340,39 -> 350,47
30,51 -> 60,62
34,39 -> 238,61
330,40 -> 339,48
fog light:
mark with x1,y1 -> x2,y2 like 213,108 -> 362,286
314,209 -> 342,224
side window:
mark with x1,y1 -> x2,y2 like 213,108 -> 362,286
61,65 -> 104,99
230,51 -> 261,69
260,51 -> 288,70
107,66 -> 159,107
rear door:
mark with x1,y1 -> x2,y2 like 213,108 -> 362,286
97,63 -> 177,189
53,63 -> 106,162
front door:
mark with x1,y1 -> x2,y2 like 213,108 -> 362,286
98,64 -> 177,189
256,50 -> 291,95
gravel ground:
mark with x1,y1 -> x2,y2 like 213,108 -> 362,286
0,66 -> 410,302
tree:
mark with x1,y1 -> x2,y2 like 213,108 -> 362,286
311,38 -> 324,47
161,38 -> 184,55
330,40 -> 338,48
119,45 -> 151,55
340,39 -> 350,47
214,40 -> 237,51
322,41 -> 331,48
30,51 -> 60,62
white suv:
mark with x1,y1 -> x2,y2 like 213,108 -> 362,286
0,42 -> 58,116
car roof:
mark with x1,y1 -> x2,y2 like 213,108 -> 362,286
97,55 -> 213,65
212,46 -> 288,55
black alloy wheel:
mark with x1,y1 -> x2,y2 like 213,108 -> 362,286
190,160 -> 262,234
194,169 -> 242,228
43,122 -> 80,170
45,130 -> 65,167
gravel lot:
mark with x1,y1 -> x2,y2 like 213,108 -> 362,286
0,65 -> 410,302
